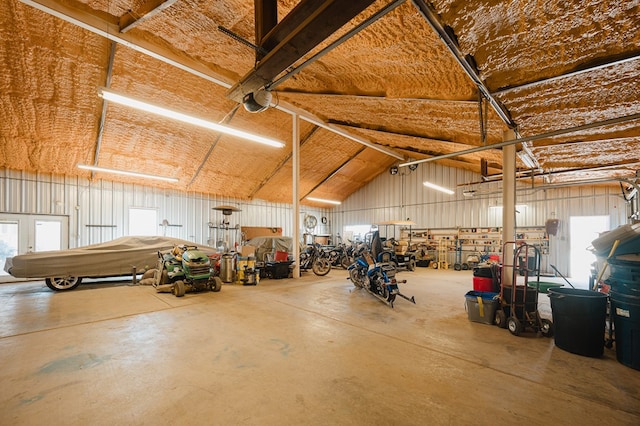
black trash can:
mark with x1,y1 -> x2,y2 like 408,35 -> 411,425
548,288 -> 608,357
607,257 -> 640,297
610,291 -> 640,370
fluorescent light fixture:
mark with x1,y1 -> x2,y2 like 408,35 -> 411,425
518,151 -> 537,169
77,164 -> 179,183
98,88 -> 285,148
423,181 -> 455,195
306,197 -> 341,205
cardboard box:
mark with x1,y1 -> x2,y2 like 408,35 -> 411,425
239,245 -> 256,257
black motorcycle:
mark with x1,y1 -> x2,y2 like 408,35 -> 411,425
299,243 -> 332,276
324,243 -> 352,269
347,249 -> 415,308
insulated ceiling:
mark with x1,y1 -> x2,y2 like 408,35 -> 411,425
1,0 -> 639,206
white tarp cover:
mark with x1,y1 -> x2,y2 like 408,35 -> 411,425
4,236 -> 217,279
247,236 -> 293,263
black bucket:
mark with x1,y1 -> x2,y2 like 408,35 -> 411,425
548,288 -> 608,357
610,291 -> 640,370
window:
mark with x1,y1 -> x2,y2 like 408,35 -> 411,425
129,208 -> 158,236
35,220 -> 62,251
344,225 -> 372,243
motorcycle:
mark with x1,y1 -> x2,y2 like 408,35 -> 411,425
324,243 -> 352,269
299,243 -> 332,276
347,249 -> 415,308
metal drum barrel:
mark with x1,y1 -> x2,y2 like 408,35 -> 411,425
220,253 -> 235,283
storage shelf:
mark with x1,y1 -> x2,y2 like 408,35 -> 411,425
401,226 -> 551,263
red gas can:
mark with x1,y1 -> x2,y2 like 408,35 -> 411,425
473,276 -> 496,292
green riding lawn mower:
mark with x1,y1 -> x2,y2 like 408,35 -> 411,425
153,245 -> 222,297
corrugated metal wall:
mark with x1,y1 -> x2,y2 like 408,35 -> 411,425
330,163 -> 630,275
0,170 -> 328,248
1,166 -> 632,276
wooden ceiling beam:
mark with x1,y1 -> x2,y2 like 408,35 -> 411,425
227,0 -> 377,102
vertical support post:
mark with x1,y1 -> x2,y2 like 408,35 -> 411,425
255,0 -> 277,60
502,129 -> 517,287
292,113 -> 300,278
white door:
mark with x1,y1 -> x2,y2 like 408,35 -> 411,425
569,215 -> 609,287
0,214 -> 69,282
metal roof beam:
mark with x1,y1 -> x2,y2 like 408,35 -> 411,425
21,0 -> 406,162
254,0 -> 278,60
248,127 -> 320,199
227,0 -> 377,102
267,0 -> 407,90
90,41 -> 117,179
301,147 -> 367,200
411,0 -> 516,129
274,90 -> 476,104
119,0 -> 178,33
20,0 -> 232,88
400,112 -> 640,168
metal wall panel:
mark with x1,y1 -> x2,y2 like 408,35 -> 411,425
0,169 -> 328,249
329,164 -> 630,275
1,167 -> 631,276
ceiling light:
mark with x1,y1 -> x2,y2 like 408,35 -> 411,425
423,181 -> 455,195
389,166 -> 398,175
306,197 -> 341,205
98,88 -> 285,148
77,164 -> 179,182
518,151 -> 537,169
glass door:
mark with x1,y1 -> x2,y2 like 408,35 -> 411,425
0,221 -> 19,279
0,214 -> 68,283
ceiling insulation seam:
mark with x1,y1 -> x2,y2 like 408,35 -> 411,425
400,112 -> 640,168
187,105 -> 241,188
302,146 -> 367,200
492,52 -> 640,96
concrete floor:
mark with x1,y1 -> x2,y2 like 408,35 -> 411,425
0,268 -> 638,425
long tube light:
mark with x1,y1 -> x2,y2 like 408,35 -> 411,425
306,197 -> 342,205
517,151 -> 537,169
98,88 -> 285,148
423,181 -> 455,195
77,164 -> 179,183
